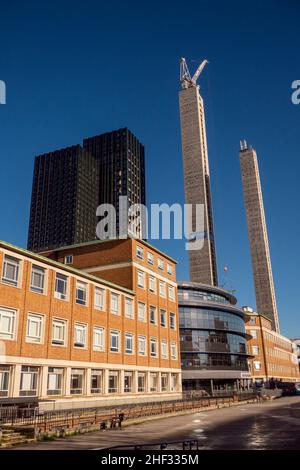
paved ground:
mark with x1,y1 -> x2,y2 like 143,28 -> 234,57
8,396 -> 300,450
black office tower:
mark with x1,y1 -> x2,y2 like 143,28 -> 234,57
27,145 -> 98,252
83,128 -> 146,236
27,128 -> 146,252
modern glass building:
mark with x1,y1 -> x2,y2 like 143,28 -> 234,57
178,281 -> 252,395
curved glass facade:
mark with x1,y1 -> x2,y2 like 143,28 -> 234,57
178,283 -> 249,375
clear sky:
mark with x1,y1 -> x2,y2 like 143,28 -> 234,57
0,0 -> 299,337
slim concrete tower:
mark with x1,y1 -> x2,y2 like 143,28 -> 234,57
239,141 -> 280,332
179,58 -> 218,286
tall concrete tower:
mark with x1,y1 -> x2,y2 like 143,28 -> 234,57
239,140 -> 280,332
179,58 -> 218,286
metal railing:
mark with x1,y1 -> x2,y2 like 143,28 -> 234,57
0,392 -> 257,432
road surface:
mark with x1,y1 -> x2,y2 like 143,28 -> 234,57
8,396 -> 300,450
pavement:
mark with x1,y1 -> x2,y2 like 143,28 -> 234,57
6,395 -> 300,450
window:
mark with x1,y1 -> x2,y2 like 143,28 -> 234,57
150,338 -> 157,357
149,276 -> 156,293
110,330 -> 120,352
137,271 -> 145,288
76,281 -> 87,306
160,309 -> 166,327
26,313 -> 43,344
249,317 -> 256,325
252,345 -> 260,355
157,258 -> 164,270
93,327 -> 105,352
159,281 -> 166,297
136,246 -> 144,259
70,369 -> 84,394
64,255 -> 73,265
47,367 -> 63,395
150,373 -> 158,392
138,302 -> 146,322
168,285 -> 175,301
161,340 -> 168,358
170,373 -> 178,392
110,293 -> 120,315
54,273 -> 68,300
0,366 -> 10,397
94,287 -> 105,310
161,373 -> 168,392
138,372 -> 146,392
74,323 -> 87,348
149,305 -> 157,324
171,342 -> 177,359
254,361 -> 261,371
124,371 -> 133,393
147,252 -> 154,265
20,366 -> 39,396
125,298 -> 134,319
108,371 -> 118,393
138,336 -> 146,356
91,370 -> 102,394
250,329 -> 257,339
169,312 -> 176,330
2,255 -> 20,287
52,318 -> 67,346
0,307 -> 16,340
167,263 -> 173,275
30,265 -> 45,294
125,333 -> 134,354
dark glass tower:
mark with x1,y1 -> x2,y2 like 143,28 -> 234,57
27,145 -> 98,252
27,128 -> 146,252
83,128 -> 146,236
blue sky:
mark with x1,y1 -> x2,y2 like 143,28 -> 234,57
0,0 -> 299,337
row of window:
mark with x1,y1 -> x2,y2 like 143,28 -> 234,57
136,245 -> 173,275
0,365 -> 179,397
1,254 -> 176,308
0,307 -> 178,358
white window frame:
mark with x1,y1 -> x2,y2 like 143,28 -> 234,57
52,318 -> 67,347
0,307 -> 17,341
110,292 -> 120,315
250,329 -> 257,339
137,270 -> 145,289
254,361 -> 261,370
147,252 -> 154,265
93,326 -> 105,352
169,312 -> 176,330
94,287 -> 105,311
171,342 -> 177,360
150,338 -> 157,357
149,275 -> 156,293
125,333 -> 134,354
252,345 -> 259,355
136,246 -> 144,259
64,255 -> 73,265
125,297 -> 134,319
167,263 -> 173,275
54,273 -> 68,301
75,280 -> 88,306
160,309 -> 167,328
74,322 -> 87,348
30,264 -> 46,294
26,313 -> 44,344
149,305 -> 157,325
161,340 -> 168,359
110,330 -> 120,353
157,258 -> 164,271
138,302 -> 146,322
159,281 -> 166,298
2,255 -> 21,287
168,285 -> 175,301
138,335 -> 147,356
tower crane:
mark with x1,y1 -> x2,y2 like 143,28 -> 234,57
180,57 -> 208,89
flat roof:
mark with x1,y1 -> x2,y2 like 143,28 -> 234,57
40,237 -> 178,264
0,240 -> 134,295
